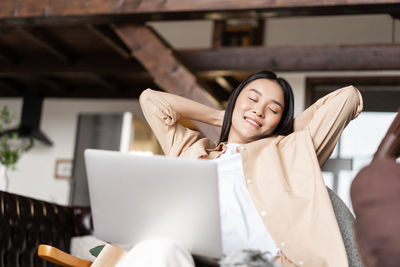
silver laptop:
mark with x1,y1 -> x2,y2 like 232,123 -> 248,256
84,149 -> 222,258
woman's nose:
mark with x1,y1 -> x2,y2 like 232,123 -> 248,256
252,107 -> 264,118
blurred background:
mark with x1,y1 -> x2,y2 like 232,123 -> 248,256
0,1 -> 399,211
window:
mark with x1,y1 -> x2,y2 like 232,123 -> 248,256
212,19 -> 264,48
306,77 -> 400,211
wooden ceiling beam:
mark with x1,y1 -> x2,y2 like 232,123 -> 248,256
16,27 -> 75,63
91,74 -> 120,92
0,44 -> 399,79
0,44 -> 399,75
113,23 -> 221,141
0,85 -> 147,98
86,24 -> 132,60
37,76 -> 69,93
0,52 -> 14,64
179,44 -> 400,71
0,44 -> 19,64
0,77 -> 25,94
0,79 -> 21,95
1,0 -> 399,20
0,57 -> 144,75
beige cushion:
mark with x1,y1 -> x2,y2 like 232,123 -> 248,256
70,235 -> 107,262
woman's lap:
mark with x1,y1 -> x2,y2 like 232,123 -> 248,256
115,238 -> 195,267
114,238 -> 281,267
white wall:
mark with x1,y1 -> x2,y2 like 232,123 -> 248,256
0,98 -> 143,205
396,19 -> 400,42
264,14 -> 394,46
148,20 -> 213,49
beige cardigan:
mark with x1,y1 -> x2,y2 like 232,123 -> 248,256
138,86 -> 363,267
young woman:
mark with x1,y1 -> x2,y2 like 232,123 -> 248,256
112,70 -> 363,267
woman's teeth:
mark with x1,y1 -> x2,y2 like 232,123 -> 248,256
245,118 -> 260,127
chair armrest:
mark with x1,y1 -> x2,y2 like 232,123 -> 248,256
38,244 -> 92,267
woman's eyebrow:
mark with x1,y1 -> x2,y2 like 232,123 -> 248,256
272,100 -> 283,108
249,88 -> 262,96
249,88 -> 283,108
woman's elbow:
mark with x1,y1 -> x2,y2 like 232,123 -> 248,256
139,88 -> 154,106
342,85 -> 363,118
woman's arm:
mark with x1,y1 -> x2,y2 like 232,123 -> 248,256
294,86 -> 363,166
139,89 -> 223,156
154,90 -> 224,127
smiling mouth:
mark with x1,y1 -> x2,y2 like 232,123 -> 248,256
244,117 -> 261,128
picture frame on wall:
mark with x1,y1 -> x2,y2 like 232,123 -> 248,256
54,159 -> 73,180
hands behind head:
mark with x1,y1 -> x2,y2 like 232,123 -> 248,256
217,110 -> 225,127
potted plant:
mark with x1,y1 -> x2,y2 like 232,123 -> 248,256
0,106 -> 33,191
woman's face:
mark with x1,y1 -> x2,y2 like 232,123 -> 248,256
228,78 -> 284,144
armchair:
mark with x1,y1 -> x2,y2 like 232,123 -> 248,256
0,190 -> 92,267
36,187 -> 363,267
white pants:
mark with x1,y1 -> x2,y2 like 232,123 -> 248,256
115,238 -> 195,267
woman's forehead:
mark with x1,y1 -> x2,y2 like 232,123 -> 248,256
242,79 -> 283,97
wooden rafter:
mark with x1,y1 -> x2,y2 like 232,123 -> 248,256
0,77 -> 25,93
0,79 -> 20,95
0,52 -> 14,64
91,74 -> 120,92
0,81 -> 148,98
179,44 -> 400,71
1,0 -> 399,20
0,56 -> 144,75
113,24 -> 221,141
16,27 -> 75,63
37,76 -> 68,93
86,24 -> 132,60
2,74 -> 67,93
0,44 -> 18,64
1,44 -> 400,75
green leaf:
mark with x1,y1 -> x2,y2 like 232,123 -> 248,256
0,106 -> 33,168
89,245 -> 105,257
0,106 -> 11,124
11,132 -> 18,140
5,151 -> 19,166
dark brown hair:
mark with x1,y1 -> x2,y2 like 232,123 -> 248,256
219,70 -> 294,143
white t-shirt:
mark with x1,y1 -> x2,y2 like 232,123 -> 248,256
214,143 -> 279,259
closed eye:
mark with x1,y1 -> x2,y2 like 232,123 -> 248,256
269,108 -> 278,114
248,97 -> 256,102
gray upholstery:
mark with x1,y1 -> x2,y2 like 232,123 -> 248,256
327,187 -> 363,267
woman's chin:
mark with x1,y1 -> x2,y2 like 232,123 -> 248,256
239,134 -> 261,143
242,131 -> 274,143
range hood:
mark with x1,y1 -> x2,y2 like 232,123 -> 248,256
1,94 -> 53,146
